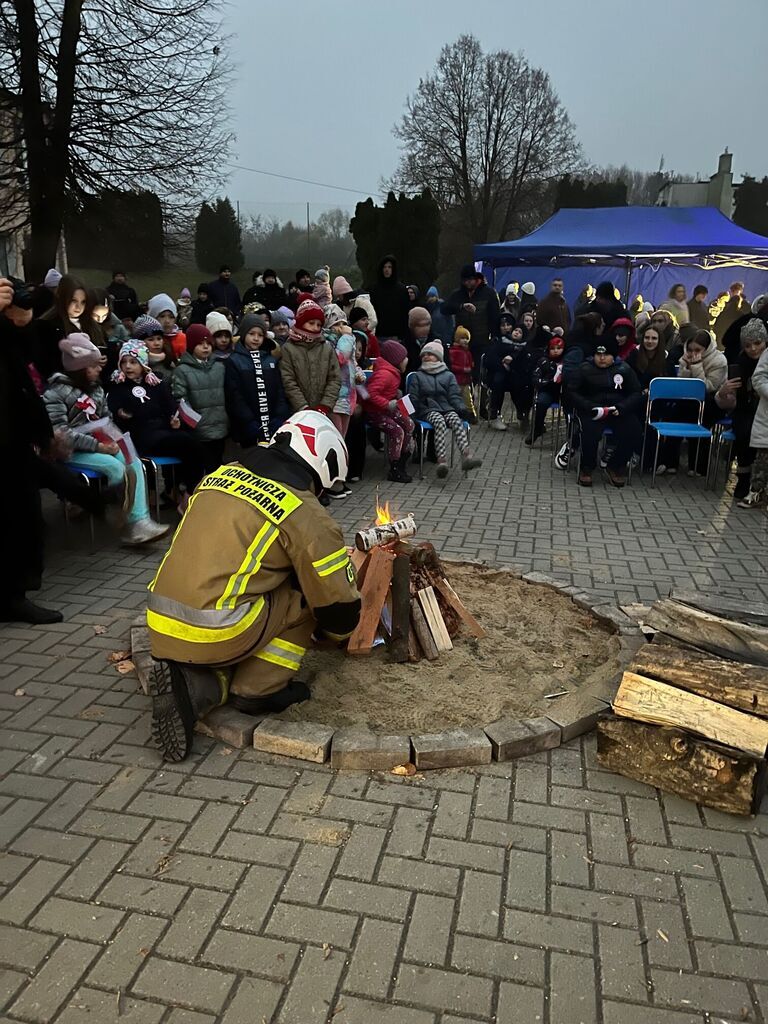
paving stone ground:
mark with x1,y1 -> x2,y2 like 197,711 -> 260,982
1,421 -> 767,1024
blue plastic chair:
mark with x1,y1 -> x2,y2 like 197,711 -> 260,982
642,377 -> 711,486
141,456 -> 182,518
63,464 -> 106,544
405,373 -> 471,479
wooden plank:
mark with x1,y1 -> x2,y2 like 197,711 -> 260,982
411,599 -> 438,661
612,671 -> 768,759
347,548 -> 394,656
350,548 -> 371,590
646,598 -> 768,666
596,714 -> 766,817
389,552 -> 411,664
417,586 -> 453,653
670,589 -> 768,628
434,577 -> 487,638
631,644 -> 768,719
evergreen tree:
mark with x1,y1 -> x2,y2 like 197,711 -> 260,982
195,198 -> 244,273
64,189 -> 164,270
350,190 -> 440,290
554,175 -> 628,210
734,176 -> 768,237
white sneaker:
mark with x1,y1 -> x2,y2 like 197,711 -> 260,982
737,489 -> 765,509
554,442 -> 571,470
489,417 -> 508,431
121,518 -> 170,545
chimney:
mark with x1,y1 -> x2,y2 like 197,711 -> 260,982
718,150 -> 732,175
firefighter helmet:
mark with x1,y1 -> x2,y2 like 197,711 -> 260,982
269,410 -> 349,491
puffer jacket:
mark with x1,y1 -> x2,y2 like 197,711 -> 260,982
42,374 -> 108,452
279,336 -> 341,413
407,367 -> 466,419
326,330 -> 358,416
677,336 -> 727,393
363,358 -> 402,414
750,348 -> 768,449
224,342 -> 289,445
172,353 -> 228,441
570,359 -> 643,418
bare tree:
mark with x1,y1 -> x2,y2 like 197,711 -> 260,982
0,0 -> 232,279
389,35 -> 581,244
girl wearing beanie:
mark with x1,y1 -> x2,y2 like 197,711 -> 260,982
363,339 -> 415,482
279,299 -> 341,416
313,268 -> 332,309
448,325 -> 477,421
224,314 -> 289,449
134,315 -> 176,382
206,310 -> 234,360
323,306 -> 365,497
107,341 -> 206,510
172,324 -> 228,472
42,335 -> 168,545
407,341 -> 481,478
147,293 -> 186,360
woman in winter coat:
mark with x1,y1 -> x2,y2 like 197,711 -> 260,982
659,283 -> 690,326
666,330 -> 727,476
740,337 -> 768,508
171,324 -> 228,472
362,339 -> 414,482
715,318 -> 768,505
368,255 -> 411,340
107,340 -> 206,505
407,341 -> 481,478
626,322 -> 674,471
224,314 -> 289,449
42,334 -> 167,545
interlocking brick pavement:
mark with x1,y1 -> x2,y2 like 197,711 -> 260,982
1,422 -> 767,1023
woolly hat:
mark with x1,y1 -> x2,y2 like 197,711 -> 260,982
740,318 -> 768,346
332,276 -> 353,300
44,268 -> 62,289
349,306 -> 369,325
548,335 -> 565,356
459,263 -> 479,281
421,341 -> 444,362
426,286 -> 439,298
59,333 -> 102,371
506,282 -> 519,295
275,305 -> 295,324
499,312 -> 515,327
271,310 -> 291,327
379,339 -> 408,367
238,313 -> 267,340
186,324 -> 212,352
147,293 -> 177,320
262,268 -> 277,281
119,340 -> 151,367
408,306 -> 431,328
295,299 -> 325,332
324,304 -> 348,329
133,314 -> 163,340
751,294 -> 768,315
594,336 -> 618,357
314,268 -> 330,284
642,301 -> 655,313
179,288 -> 192,302
521,282 -> 536,295
454,325 -> 471,343
206,311 -> 232,336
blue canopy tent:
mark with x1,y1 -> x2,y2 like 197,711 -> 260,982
474,206 -> 768,309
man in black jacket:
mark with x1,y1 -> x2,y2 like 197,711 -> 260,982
207,266 -> 242,317
569,335 -> 642,488
442,264 -> 501,381
106,271 -> 139,321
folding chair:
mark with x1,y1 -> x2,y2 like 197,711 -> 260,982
474,354 -> 489,421
405,373 -> 470,479
570,417 -> 633,484
528,385 -> 562,448
141,456 -> 182,518
63,464 -> 106,545
707,417 -> 736,490
641,377 -> 712,487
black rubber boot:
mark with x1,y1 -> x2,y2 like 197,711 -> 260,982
148,660 -> 228,762
229,680 -> 311,715
0,598 -> 63,625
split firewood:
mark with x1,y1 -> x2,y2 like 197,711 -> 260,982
416,587 -> 453,653
389,552 -> 411,664
645,599 -> 768,666
670,589 -> 768,628
347,548 -> 395,656
410,599 -> 438,660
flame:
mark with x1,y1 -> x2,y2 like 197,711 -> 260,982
375,500 -> 392,526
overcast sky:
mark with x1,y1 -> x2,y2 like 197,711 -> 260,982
226,0 -> 767,224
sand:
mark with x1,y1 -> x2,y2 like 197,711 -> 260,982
280,563 -> 621,732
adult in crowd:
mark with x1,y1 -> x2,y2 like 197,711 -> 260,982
499,282 -> 521,320
722,293 -> 768,364
368,255 -> 410,341
106,271 -> 139,322
207,265 -> 241,317
295,269 -> 313,295
519,282 -> 537,315
714,282 -> 750,347
32,269 -> 61,316
441,264 -> 501,380
659,283 -> 690,326
687,284 -> 710,330
715,318 -> 768,503
0,277 -> 63,624
590,281 -> 627,327
332,276 -> 356,308
241,272 -> 262,308
671,330 -> 727,476
253,269 -> 287,311
646,308 -> 683,371
425,286 -> 454,345
536,277 -> 571,332
189,283 -> 214,326
574,284 -> 595,318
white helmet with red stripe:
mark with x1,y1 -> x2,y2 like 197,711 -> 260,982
269,410 -> 349,490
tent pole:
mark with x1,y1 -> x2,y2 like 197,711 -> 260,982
623,258 -> 632,306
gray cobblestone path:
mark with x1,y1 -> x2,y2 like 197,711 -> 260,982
1,424 -> 767,1022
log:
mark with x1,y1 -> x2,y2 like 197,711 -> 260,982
347,548 -> 394,656
407,626 -> 423,663
411,599 -> 439,661
646,598 -> 768,667
389,553 -> 411,664
417,587 -> 453,653
434,577 -> 487,639
355,515 -> 417,552
613,671 -> 768,758
670,589 -> 768,628
596,714 -> 767,817
631,644 -> 768,719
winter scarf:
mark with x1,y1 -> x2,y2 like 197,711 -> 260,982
421,359 -> 447,374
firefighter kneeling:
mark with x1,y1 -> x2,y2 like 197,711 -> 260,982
146,411 -> 361,761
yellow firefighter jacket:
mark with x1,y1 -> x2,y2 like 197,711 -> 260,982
146,459 -> 360,664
